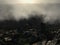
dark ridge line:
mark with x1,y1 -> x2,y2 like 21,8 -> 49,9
0,15 -> 60,30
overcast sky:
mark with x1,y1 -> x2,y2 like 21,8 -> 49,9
0,0 -> 60,4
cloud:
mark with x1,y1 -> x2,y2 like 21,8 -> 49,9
0,0 -> 60,24
11,4 -> 60,23
0,4 -> 14,20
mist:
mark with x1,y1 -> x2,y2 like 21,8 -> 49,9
0,0 -> 60,24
